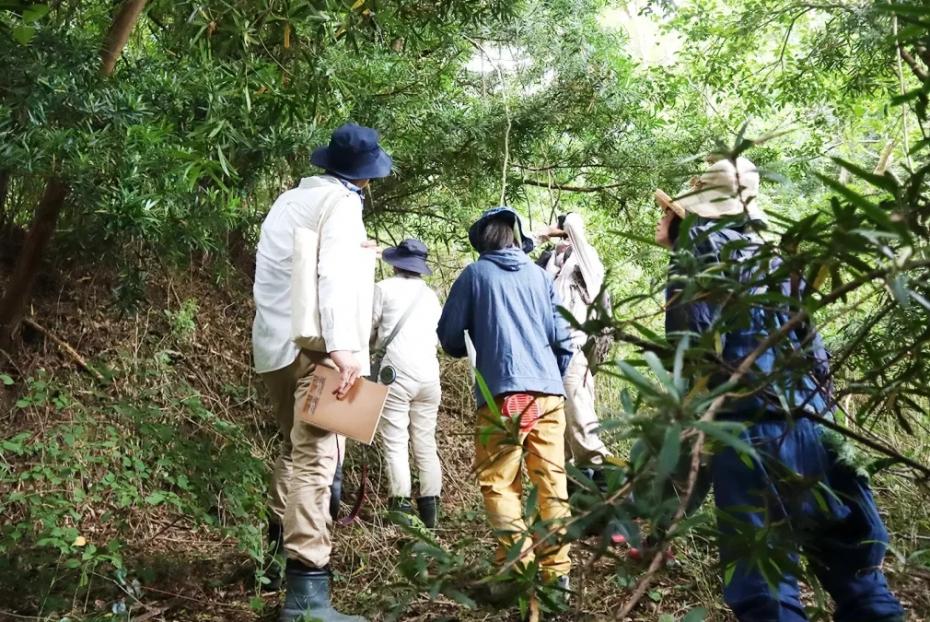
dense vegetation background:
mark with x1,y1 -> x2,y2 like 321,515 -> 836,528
1,0 -> 929,620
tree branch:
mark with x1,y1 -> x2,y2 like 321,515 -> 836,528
521,179 -> 626,193
803,410 -> 930,479
100,0 -> 148,77
900,47 -> 928,82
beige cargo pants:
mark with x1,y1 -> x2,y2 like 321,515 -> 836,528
260,351 -> 345,569
563,351 -> 610,466
378,371 -> 443,498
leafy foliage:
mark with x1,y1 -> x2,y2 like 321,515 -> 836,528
2,0 -> 930,619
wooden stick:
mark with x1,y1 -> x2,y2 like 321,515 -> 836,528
23,317 -> 104,382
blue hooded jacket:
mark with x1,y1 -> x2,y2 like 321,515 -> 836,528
438,247 -> 573,407
666,218 -> 832,419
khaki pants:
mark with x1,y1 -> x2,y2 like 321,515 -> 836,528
260,351 -> 344,568
563,352 -> 609,466
378,372 -> 442,498
474,394 -> 571,578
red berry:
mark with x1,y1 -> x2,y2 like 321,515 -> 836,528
611,533 -> 626,545
628,547 -> 642,561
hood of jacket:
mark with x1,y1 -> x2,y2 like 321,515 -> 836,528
479,247 -> 530,272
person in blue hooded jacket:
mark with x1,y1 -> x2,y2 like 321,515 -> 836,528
654,157 -> 903,622
438,206 -> 575,590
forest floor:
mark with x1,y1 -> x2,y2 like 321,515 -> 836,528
2,259 -> 930,621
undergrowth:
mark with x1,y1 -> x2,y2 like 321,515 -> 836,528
0,349 -> 269,619
1,267 -> 929,621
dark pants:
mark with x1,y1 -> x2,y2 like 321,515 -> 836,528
712,418 -> 903,622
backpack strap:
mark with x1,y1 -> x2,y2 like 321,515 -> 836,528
374,282 -> 429,354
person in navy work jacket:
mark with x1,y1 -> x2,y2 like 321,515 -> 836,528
437,206 -> 576,596
654,156 -> 904,622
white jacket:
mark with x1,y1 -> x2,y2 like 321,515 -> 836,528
545,213 -> 606,350
252,175 -> 374,373
372,276 -> 442,381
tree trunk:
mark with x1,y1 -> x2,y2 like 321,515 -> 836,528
100,0 -> 148,77
0,179 -> 68,349
0,0 -> 147,352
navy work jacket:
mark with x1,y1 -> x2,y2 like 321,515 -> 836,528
665,218 -> 832,419
438,247 -> 573,407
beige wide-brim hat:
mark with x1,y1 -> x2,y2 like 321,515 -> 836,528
656,157 -> 766,222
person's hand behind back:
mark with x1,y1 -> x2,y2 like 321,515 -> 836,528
329,350 -> 361,399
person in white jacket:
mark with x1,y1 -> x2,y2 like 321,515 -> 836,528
370,239 -> 444,528
537,213 -> 612,472
252,123 -> 391,622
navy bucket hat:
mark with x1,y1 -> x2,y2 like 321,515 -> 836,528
382,238 -> 432,275
310,123 -> 393,180
468,206 -> 535,254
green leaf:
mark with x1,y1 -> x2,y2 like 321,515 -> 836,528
723,562 -> 737,586
656,423 -> 682,482
474,370 -> 497,417
11,24 -> 35,45
144,491 -> 166,505
673,334 -> 689,390
889,274 -> 910,308
682,607 -> 708,622
832,157 -> 898,193
891,86 -> 928,106
815,173 -> 897,232
692,420 -> 758,461
216,145 -> 232,177
0,373 -> 13,385
617,360 -> 662,397
22,4 -> 49,22
620,388 -> 635,415
644,351 -> 676,396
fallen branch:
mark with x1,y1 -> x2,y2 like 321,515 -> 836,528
23,317 -> 104,383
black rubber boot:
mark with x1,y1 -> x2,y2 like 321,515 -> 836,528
387,497 -> 414,526
591,466 -> 608,494
262,520 -> 284,592
278,560 -> 366,622
416,496 -> 439,529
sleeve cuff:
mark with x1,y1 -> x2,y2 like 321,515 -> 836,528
321,310 -> 360,353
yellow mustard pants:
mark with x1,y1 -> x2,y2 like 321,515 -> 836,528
474,394 -> 571,578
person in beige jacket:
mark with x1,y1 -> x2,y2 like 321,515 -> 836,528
252,124 -> 391,622
370,239 -> 443,528
537,213 -> 612,473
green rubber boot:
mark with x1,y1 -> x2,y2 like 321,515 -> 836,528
278,562 -> 366,622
